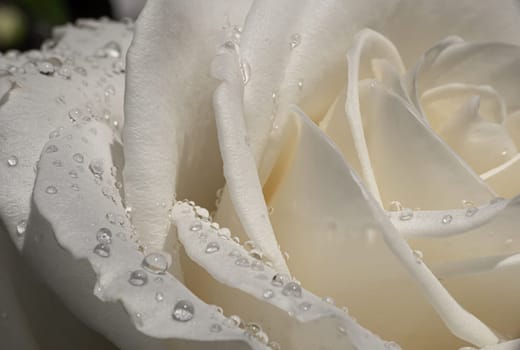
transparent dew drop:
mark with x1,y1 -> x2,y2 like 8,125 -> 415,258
289,33 -> 301,49
89,159 -> 104,177
190,222 -> 202,232
240,60 -> 251,85
441,215 -> 453,224
229,249 -> 241,258
45,145 -> 58,153
384,341 -> 401,350
210,324 -> 222,333
155,292 -> 164,302
49,129 -> 61,139
16,220 -> 27,236
235,257 -> 250,267
399,208 -> 413,221
96,227 -> 112,244
297,79 -> 304,90
389,200 -> 403,211
45,186 -> 58,194
323,296 -> 335,305
103,41 -> 122,58
172,300 -> 195,322
205,241 -> 220,254
36,61 -> 55,75
268,341 -> 281,350
69,170 -> 78,178
282,281 -> 302,298
251,260 -> 264,271
263,289 -> 274,299
112,61 -> 125,74
129,270 -> 148,286
93,243 -> 110,257
74,66 -> 87,76
104,85 -> 116,96
142,252 -> 169,274
57,67 -> 71,79
465,207 -> 479,217
72,153 -> 84,163
70,184 -> 80,191
299,302 -> 311,311
7,155 -> 18,167
271,273 -> 289,287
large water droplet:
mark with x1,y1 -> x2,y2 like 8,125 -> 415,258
172,300 -> 195,322
93,243 -> 110,257
142,252 -> 169,274
96,227 -> 112,244
282,281 -> 302,298
205,241 -> 220,254
103,41 -> 122,58
7,155 -> 18,167
129,270 -> 148,286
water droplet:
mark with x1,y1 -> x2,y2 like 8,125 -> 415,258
104,85 -> 115,96
57,66 -> 71,79
45,145 -> 58,153
299,302 -> 311,311
399,208 -> 413,221
205,241 -> 220,254
112,61 -> 125,74
251,260 -> 264,271
7,155 -> 18,167
68,108 -> 81,122
240,60 -> 251,85
74,66 -> 87,76
225,315 -> 243,328
465,206 -> 479,217
190,222 -> 202,231
323,296 -> 335,305
45,186 -> 58,194
235,257 -> 250,267
69,170 -> 78,178
271,273 -> 289,287
210,324 -> 222,333
70,183 -> 80,191
36,61 -> 55,75
16,220 -> 27,236
142,252 -> 169,274
389,201 -> 403,211
297,79 -> 304,90
268,341 -> 281,350
413,250 -> 423,263
129,270 -> 148,286
441,215 -> 453,224
155,292 -> 164,302
103,41 -> 122,58
172,300 -> 195,322
89,159 -> 104,177
72,153 -> 84,163
93,243 -> 110,257
52,159 -> 63,167
384,341 -> 401,350
262,289 -> 274,299
229,249 -> 241,258
282,281 -> 302,298
96,227 -> 112,244
218,227 -> 231,239
289,33 -> 301,49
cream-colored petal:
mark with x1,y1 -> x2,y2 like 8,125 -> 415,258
267,108 -> 497,348
0,20 -> 130,250
481,155 -> 520,198
359,81 -> 493,210
173,201 -> 395,350
32,120 -> 262,349
123,0 -> 253,250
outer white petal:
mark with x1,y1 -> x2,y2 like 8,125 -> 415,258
123,0 -> 253,251
0,20 -> 130,249
31,120 -> 265,350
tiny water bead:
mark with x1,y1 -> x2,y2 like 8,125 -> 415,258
262,289 -> 274,299
289,33 -> 301,49
93,243 -> 110,257
36,61 -> 55,75
68,108 -> 81,122
129,270 -> 148,286
96,227 -> 112,244
102,41 -> 122,58
323,296 -> 335,305
465,206 -> 479,217
271,273 -> 289,287
210,324 -> 222,333
7,155 -> 18,167
45,186 -> 58,194
70,184 -> 80,191
282,282 -> 302,298
398,208 -> 413,221
251,260 -> 264,271
155,292 -> 164,302
240,60 -> 251,85
89,159 -> 104,177
142,252 -> 169,274
172,300 -> 195,322
299,302 -> 312,311
45,144 -> 58,153
72,153 -> 84,163
16,220 -> 27,236
205,241 -> 220,254
441,215 -> 453,224
235,257 -> 250,267
69,170 -> 78,178
190,222 -> 202,232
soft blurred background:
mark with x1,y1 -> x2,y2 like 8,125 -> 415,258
0,0 -> 146,51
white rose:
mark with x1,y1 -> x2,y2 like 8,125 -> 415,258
1,1 -> 520,350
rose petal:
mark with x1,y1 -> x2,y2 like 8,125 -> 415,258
172,201 -> 395,350
31,120 -> 264,349
266,108 -> 497,348
123,0 -> 253,250
0,20 -> 130,249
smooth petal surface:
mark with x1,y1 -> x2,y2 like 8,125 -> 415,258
0,20 -> 130,249
266,109 -> 497,348
173,201 -> 393,350
123,0 -> 252,250
32,120 -> 263,350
